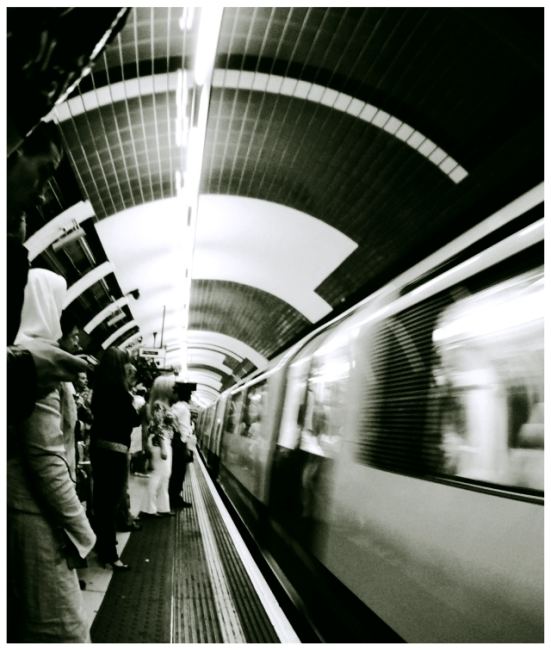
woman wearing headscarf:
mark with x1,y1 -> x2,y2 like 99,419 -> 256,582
7,268 -> 96,643
90,347 -> 141,569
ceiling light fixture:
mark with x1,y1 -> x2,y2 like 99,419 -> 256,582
193,7 -> 223,87
173,7 -> 223,375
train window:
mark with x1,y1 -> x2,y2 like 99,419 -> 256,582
239,381 -> 267,439
223,391 -> 245,435
431,268 -> 544,492
355,294 -> 450,475
278,328 -> 336,449
297,335 -> 351,459
355,262 -> 544,496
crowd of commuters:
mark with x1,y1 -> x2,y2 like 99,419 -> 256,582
6,120 -> 197,642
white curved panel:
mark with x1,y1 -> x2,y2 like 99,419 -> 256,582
51,71 -> 466,182
63,262 -> 114,308
96,195 -> 356,326
187,350 -> 233,375
187,331 -> 267,368
186,370 -> 223,391
83,296 -> 130,334
194,386 -> 219,405
101,320 -> 138,350
25,200 -> 95,261
195,194 -> 357,322
95,204 -> 186,356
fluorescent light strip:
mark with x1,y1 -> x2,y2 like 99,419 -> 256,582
52,70 -> 466,184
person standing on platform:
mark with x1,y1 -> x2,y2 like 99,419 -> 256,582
115,362 -> 143,532
90,347 -> 141,570
8,268 -> 96,643
7,121 -> 87,424
139,376 -> 178,518
169,382 -> 196,509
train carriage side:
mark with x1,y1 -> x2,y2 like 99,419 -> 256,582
202,191 -> 543,643
315,220 -> 544,642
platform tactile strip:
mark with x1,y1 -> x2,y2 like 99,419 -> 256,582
91,459 -> 284,643
90,515 -> 175,643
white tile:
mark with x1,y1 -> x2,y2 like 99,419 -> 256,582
383,116 -> 402,134
212,68 -> 225,87
418,138 -> 437,157
439,156 -> 457,174
372,109 -> 390,128
449,165 -> 468,183
428,147 -> 447,165
334,92 -> 352,112
395,122 -> 414,141
406,130 -> 425,149
347,98 -> 364,116
238,70 -> 255,90
252,72 -> 270,92
359,103 -> 377,122
279,76 -> 297,97
320,87 -> 339,107
307,83 -> 324,103
293,80 -> 312,100
223,69 -> 240,88
267,74 -> 283,94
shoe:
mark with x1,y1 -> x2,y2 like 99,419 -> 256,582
158,511 -> 176,517
171,498 -> 192,509
105,559 -> 130,571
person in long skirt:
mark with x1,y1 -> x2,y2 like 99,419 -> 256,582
139,375 -> 178,517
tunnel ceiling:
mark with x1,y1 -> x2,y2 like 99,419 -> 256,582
18,7 -> 543,404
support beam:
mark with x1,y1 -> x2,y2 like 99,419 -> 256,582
83,296 -> 130,334
25,201 -> 95,261
101,321 -> 138,350
63,262 -> 115,308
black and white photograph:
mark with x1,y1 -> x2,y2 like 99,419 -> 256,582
5,5 -> 544,643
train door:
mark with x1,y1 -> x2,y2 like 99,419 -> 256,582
269,326 -> 352,550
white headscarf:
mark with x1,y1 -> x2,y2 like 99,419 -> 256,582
14,268 -> 67,345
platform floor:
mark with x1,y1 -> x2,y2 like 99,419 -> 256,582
79,457 -> 299,643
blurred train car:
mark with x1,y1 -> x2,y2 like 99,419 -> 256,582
195,187 -> 544,643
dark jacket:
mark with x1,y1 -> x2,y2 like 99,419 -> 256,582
90,389 -> 140,448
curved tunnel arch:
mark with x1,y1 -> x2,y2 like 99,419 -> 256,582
16,7 -> 542,403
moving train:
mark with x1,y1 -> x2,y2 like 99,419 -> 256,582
195,186 -> 544,643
